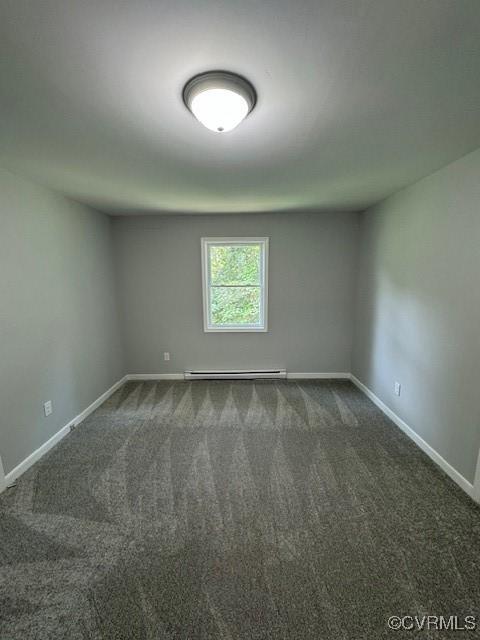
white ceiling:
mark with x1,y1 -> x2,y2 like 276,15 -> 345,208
1,0 -> 479,215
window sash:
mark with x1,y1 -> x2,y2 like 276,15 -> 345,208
201,238 -> 268,332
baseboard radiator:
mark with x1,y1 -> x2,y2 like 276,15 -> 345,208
184,369 -> 287,380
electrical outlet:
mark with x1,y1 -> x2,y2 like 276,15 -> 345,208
44,400 -> 53,417
163,352 -> 170,361
394,382 -> 401,397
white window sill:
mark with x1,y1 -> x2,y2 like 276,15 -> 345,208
204,327 -> 268,333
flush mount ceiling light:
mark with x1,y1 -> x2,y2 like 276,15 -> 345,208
183,71 -> 256,133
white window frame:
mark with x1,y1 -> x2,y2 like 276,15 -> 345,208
201,237 -> 269,333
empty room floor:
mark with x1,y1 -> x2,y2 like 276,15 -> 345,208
1,380 -> 479,639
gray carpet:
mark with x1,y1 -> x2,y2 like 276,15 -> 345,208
1,380 -> 480,639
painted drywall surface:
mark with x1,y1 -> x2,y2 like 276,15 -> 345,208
113,212 -> 358,375
2,1 -> 480,215
0,169 -> 124,474
352,148 -> 480,483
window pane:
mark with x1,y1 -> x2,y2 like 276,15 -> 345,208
210,286 -> 261,326
210,244 -> 261,286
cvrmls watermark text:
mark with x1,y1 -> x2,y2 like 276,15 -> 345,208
387,615 -> 476,631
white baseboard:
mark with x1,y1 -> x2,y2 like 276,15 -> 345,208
0,455 -> 6,493
71,375 -> 127,425
287,372 -> 351,380
126,372 -> 351,381
4,424 -> 73,489
126,373 -> 184,381
350,375 -> 475,500
474,449 -> 480,503
2,376 -> 127,490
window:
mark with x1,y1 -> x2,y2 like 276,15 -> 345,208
201,237 -> 268,332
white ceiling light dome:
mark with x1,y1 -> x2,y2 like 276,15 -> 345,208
183,71 -> 256,133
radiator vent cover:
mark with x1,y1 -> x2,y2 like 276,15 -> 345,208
184,369 -> 286,380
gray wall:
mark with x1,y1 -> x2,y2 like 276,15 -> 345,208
352,148 -> 480,483
113,212 -> 359,375
0,169 -> 124,475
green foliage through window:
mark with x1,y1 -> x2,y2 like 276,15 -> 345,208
210,286 -> 261,325
210,245 -> 260,285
